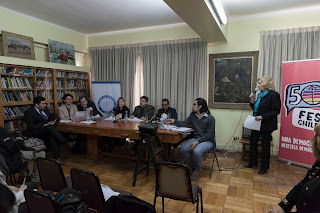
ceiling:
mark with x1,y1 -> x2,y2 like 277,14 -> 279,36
1,0 -> 320,34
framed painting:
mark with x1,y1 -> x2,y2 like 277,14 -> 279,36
48,39 -> 75,65
208,51 -> 259,109
2,31 -> 35,60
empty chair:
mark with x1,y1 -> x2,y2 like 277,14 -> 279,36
24,189 -> 58,213
154,162 -> 203,213
36,158 -> 71,192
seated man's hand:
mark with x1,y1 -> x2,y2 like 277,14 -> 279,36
190,141 -> 199,151
141,117 -> 146,121
270,206 -> 285,213
165,118 -> 175,123
8,186 -> 19,192
44,121 -> 55,126
86,108 -> 91,112
129,115 -> 134,119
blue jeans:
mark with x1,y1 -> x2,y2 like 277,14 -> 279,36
179,138 -> 216,172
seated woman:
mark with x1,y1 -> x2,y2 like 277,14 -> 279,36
78,96 -> 102,117
271,123 -> 320,213
114,97 -> 130,118
58,94 -> 78,121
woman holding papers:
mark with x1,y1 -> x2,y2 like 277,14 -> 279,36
245,76 -> 281,174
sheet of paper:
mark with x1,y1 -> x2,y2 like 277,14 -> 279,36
101,184 -> 120,201
162,125 -> 192,133
127,117 -> 142,122
243,115 -> 261,131
104,117 -> 115,120
59,120 -> 72,123
80,120 -> 97,124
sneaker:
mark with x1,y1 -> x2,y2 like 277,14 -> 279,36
191,171 -> 202,181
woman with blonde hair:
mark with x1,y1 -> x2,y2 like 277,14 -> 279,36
114,97 -> 130,118
244,76 -> 281,174
270,123 -> 320,213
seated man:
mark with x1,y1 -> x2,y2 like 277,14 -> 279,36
130,96 -> 155,120
166,98 -> 216,181
78,96 -> 102,117
156,98 -> 177,120
58,94 -> 78,121
24,96 -> 74,164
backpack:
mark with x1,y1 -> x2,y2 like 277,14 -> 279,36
0,128 -> 22,174
42,188 -> 88,213
104,195 -> 156,213
21,137 -> 46,152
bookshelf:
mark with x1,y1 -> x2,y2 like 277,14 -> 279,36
0,57 -> 91,136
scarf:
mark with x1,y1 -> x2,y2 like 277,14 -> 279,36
253,89 -> 269,116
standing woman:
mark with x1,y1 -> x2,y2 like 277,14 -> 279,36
114,97 -> 130,118
244,76 -> 281,174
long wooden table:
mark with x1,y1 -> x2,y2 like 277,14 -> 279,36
57,118 -> 188,160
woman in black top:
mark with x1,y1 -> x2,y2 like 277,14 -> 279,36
270,123 -> 320,213
114,97 -> 130,118
244,76 -> 281,174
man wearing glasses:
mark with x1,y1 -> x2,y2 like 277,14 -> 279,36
166,98 -> 216,181
156,99 -> 177,120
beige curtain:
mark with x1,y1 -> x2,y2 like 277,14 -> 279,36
258,26 -> 320,93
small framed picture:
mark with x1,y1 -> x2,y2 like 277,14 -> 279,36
2,31 -> 35,60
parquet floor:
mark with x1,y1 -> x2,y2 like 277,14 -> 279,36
60,151 -> 306,213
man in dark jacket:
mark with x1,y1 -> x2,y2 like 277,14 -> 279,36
130,96 -> 155,120
156,99 -> 177,120
78,96 -> 102,117
24,96 -> 74,164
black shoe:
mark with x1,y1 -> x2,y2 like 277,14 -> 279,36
244,164 -> 257,168
258,169 -> 268,174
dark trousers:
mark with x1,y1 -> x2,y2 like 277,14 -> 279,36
31,125 -> 67,159
249,130 -> 273,170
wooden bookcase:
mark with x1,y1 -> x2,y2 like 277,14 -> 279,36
0,61 -> 91,137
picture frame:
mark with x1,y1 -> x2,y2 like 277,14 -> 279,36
48,39 -> 75,65
208,51 -> 259,109
1,31 -> 35,60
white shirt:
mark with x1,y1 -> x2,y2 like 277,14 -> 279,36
34,106 -> 48,119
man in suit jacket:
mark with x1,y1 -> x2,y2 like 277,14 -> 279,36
78,96 -> 102,117
130,96 -> 155,120
156,99 -> 177,120
24,96 -> 74,164
58,94 -> 78,120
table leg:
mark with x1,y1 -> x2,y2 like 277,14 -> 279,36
86,135 -> 103,160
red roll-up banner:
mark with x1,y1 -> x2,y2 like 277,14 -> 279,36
279,59 -> 320,167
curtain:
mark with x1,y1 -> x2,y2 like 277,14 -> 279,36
141,38 -> 207,120
90,45 -> 137,110
258,26 -> 320,93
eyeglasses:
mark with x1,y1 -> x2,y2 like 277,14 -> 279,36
162,104 -> 168,106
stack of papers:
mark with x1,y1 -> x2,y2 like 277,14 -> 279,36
59,120 -> 72,123
126,118 -> 142,122
101,184 -> 120,201
104,117 -> 116,121
80,120 -> 97,124
163,126 -> 192,133
243,115 -> 261,131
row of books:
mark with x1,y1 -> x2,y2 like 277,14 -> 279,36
1,67 -> 33,75
56,71 -> 65,77
57,91 -> 64,100
66,90 -> 88,99
36,69 -> 52,76
37,91 -> 53,100
4,120 -> 25,132
3,106 -> 30,119
36,79 -> 53,89
56,80 -> 63,89
2,91 -> 34,102
1,77 -> 32,89
66,80 -> 86,89
66,72 -> 88,79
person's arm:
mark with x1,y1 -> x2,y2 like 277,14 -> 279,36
70,105 -> 78,121
198,117 -> 215,143
146,106 -> 155,117
174,114 -> 193,127
58,107 -> 67,120
261,92 -> 281,120
131,107 -> 138,117
24,110 -> 45,131
90,101 -> 103,116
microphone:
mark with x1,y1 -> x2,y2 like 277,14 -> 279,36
249,88 -> 258,98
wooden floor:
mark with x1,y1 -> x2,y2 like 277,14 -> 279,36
60,151 -> 306,213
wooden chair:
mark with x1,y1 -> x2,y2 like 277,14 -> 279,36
154,162 -> 203,213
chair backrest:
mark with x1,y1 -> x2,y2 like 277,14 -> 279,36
24,189 -> 58,213
70,168 -> 105,212
155,162 -> 194,202
36,158 -> 67,192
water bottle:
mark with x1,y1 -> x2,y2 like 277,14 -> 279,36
86,110 -> 90,121
160,118 -> 165,129
124,111 -> 128,122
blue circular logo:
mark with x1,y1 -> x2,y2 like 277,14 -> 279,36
98,95 -> 116,114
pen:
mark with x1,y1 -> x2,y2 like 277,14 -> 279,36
22,177 -> 26,186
